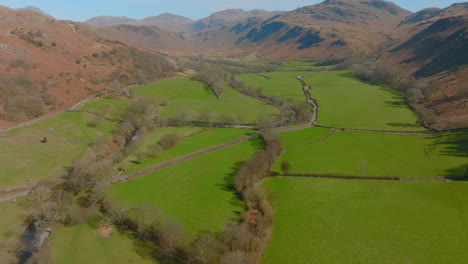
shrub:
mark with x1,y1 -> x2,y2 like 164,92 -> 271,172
159,132 -> 182,150
7,95 -> 46,118
10,59 -> 32,70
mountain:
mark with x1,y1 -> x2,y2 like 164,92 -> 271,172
192,0 -> 411,59
133,13 -> 194,32
15,6 -> 54,18
85,16 -> 137,27
192,9 -> 284,32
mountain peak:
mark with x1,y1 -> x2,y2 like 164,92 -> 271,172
16,6 -> 54,18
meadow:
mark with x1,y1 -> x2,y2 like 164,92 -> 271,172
50,224 -> 156,264
0,111 -> 117,188
263,177 -> 468,264
0,198 -> 28,256
134,76 -> 279,124
111,139 -> 260,235
275,129 -> 468,178
119,127 -> 255,174
240,70 -> 422,131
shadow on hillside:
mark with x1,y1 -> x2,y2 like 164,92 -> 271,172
191,76 -> 215,97
387,122 -> 422,129
431,129 -> 468,177
431,129 -> 468,158
249,136 -> 265,149
217,161 -> 245,215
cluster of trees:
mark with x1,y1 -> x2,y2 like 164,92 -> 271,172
101,48 -> 175,86
167,106 -> 245,126
0,72 -> 57,122
6,99 -> 160,262
349,62 -> 441,127
195,65 -> 230,98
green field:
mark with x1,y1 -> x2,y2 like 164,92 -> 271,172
78,97 -> 130,120
263,177 -> 468,264
120,127 -> 255,174
50,224 -> 156,264
240,70 -> 422,131
275,129 -> 468,178
278,126 -> 331,148
0,112 -> 117,188
281,60 -> 316,70
111,139 -> 260,235
134,76 -> 279,124
0,199 -> 28,252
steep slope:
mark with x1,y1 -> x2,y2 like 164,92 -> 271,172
192,0 -> 411,59
97,24 -> 194,55
85,16 -> 137,27
0,6 -> 176,128
192,9 -> 284,32
385,3 -> 468,129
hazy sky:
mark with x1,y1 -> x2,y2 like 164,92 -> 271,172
0,0 -> 463,21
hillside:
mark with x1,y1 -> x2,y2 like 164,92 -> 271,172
96,24 -> 194,55
190,0 -> 411,59
384,3 -> 468,129
0,6 -> 177,128
84,16 -> 137,27
133,13 -> 194,32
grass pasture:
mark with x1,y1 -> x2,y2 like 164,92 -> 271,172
78,97 -> 130,121
134,76 -> 279,124
0,198 -> 28,254
120,127 -> 255,174
50,224 -> 156,264
263,177 -> 468,264
240,70 -> 421,131
111,139 -> 260,235
0,111 -> 117,188
275,129 -> 468,178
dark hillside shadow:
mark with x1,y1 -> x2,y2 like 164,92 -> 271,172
431,129 -> 468,158
249,136 -> 265,149
431,129 -> 468,177
190,76 -> 215,96
217,161 -> 246,215
387,122 -> 422,129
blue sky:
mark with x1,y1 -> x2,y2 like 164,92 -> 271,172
0,0 -> 463,21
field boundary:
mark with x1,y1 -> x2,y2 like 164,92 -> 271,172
272,173 -> 468,182
314,125 -> 436,135
111,133 -> 259,184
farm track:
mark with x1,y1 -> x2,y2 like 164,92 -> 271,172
111,133 -> 258,184
0,133 -> 259,201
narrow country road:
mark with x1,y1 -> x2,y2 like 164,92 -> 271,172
0,134 -> 258,202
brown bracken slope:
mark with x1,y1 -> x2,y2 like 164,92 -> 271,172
0,6 -> 177,128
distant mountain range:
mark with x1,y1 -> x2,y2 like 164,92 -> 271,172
85,9 -> 283,33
